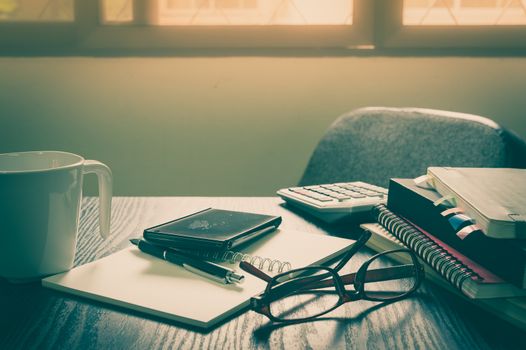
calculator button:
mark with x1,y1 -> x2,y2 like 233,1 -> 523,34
314,196 -> 334,202
347,192 -> 366,198
290,188 -> 316,197
361,190 -> 381,196
309,192 -> 332,200
289,187 -> 334,202
320,185 -> 340,191
319,190 -> 333,196
328,193 -> 351,200
335,184 -> 354,189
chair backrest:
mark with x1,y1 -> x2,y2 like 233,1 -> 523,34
300,107 -> 526,188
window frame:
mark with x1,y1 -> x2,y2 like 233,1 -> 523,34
0,0 -> 525,54
79,0 -> 374,50
0,22 -> 76,49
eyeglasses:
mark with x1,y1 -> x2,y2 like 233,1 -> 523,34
240,230 -> 424,323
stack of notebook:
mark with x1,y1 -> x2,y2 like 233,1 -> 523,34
361,167 -> 526,329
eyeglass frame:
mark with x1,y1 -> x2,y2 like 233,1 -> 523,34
240,229 -> 425,323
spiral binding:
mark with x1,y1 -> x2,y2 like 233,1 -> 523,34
372,204 -> 482,291
181,249 -> 292,273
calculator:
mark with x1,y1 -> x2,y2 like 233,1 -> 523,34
277,181 -> 388,223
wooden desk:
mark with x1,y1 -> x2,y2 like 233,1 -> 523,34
1,197 -> 525,349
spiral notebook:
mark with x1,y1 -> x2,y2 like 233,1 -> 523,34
172,247 -> 293,273
42,229 -> 353,329
361,222 -> 526,331
370,205 -> 526,299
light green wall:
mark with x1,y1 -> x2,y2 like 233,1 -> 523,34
1,56 -> 525,196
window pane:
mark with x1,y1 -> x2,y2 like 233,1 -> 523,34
157,0 -> 353,25
404,0 -> 526,25
0,0 -> 73,21
101,0 -> 354,25
102,0 -> 133,23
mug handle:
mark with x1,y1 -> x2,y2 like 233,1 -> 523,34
83,160 -> 113,239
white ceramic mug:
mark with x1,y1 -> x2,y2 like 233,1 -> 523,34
0,151 -> 112,282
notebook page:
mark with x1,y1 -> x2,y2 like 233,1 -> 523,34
42,229 -> 353,328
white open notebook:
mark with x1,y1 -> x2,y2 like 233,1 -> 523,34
42,229 -> 353,329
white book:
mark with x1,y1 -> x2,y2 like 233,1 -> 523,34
42,229 -> 353,329
427,167 -> 526,239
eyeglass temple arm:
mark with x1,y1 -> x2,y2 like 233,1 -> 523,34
332,230 -> 372,272
241,260 -> 334,288
345,264 -> 416,284
240,261 -> 273,282
311,264 -> 417,289
241,257 -> 416,288
244,264 -> 417,304
240,231 -> 373,284
240,262 -> 332,300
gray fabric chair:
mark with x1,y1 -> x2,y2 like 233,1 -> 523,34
300,107 -> 526,188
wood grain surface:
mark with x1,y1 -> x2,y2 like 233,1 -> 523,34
1,197 -> 525,350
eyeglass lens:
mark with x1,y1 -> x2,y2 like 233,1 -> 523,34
363,251 -> 419,301
268,268 -> 340,321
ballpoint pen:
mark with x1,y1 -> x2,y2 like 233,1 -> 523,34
129,239 -> 245,284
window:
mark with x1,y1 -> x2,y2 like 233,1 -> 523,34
404,0 -> 526,25
102,0 -> 133,23
83,0 -> 372,50
0,0 -> 524,52
381,0 -> 526,49
0,0 -> 77,48
101,0 -> 354,25
0,0 -> 74,22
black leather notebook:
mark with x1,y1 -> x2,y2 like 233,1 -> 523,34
143,208 -> 282,250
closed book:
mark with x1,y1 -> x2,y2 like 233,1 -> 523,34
370,204 -> 526,299
387,178 -> 526,289
427,167 -> 526,239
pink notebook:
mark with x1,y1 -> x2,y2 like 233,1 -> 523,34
412,222 -> 504,284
